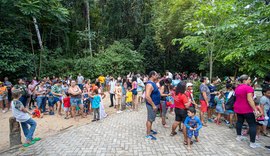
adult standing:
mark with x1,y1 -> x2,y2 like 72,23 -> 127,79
109,77 -> 116,108
137,74 -> 145,105
13,78 -> 29,107
0,81 -> 9,113
68,80 -> 84,118
77,73 -> 84,91
28,80 -> 36,110
234,75 -> 259,148
131,76 -> 138,111
145,71 -> 160,140
199,77 -> 210,126
4,77 -> 12,108
34,80 -> 47,113
51,80 -> 63,115
207,78 -> 218,122
159,78 -> 171,128
170,82 -> 191,145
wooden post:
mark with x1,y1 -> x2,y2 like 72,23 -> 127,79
9,117 -> 22,147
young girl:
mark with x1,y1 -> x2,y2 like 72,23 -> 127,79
168,85 -> 175,115
114,81 -> 122,113
126,87 -> 133,111
82,88 -> 90,116
255,102 -> 264,140
214,91 -> 225,125
131,76 -> 138,111
63,93 -> 71,119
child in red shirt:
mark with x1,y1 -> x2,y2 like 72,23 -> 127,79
63,93 -> 71,119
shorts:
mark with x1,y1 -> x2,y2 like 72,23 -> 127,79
258,120 -> 268,126
146,104 -> 159,122
48,98 -> 55,107
187,129 -> 199,138
137,91 -> 143,97
175,108 -> 187,122
0,95 -> 8,101
200,100 -> 208,113
70,97 -> 82,106
64,107 -> 70,112
225,110 -> 234,115
208,102 -> 216,109
132,89 -> 137,95
160,100 -> 168,117
216,106 -> 224,114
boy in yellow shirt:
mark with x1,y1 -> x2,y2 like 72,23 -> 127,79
126,87 -> 133,111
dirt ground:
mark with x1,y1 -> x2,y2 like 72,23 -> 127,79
0,92 -> 116,151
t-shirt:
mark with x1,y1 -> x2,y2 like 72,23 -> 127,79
77,76 -> 84,84
126,91 -> 132,103
137,78 -> 145,92
109,81 -> 116,94
172,80 -> 180,87
0,86 -> 7,96
62,85 -> 69,94
63,97 -> 71,107
234,84 -> 254,114
184,116 -> 202,131
260,96 -> 270,117
51,84 -> 62,97
98,76 -> 105,84
92,95 -> 101,108
14,84 -> 28,96
174,93 -> 188,109
11,100 -> 30,122
199,84 -> 210,101
4,81 -> 12,89
208,84 -> 217,103
35,85 -> 47,97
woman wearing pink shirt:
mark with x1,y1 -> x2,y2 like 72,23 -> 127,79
234,75 -> 259,148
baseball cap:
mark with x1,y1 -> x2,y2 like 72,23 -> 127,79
186,83 -> 193,87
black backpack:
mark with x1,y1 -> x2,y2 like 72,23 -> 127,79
225,94 -> 236,110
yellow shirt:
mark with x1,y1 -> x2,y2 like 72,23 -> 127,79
126,91 -> 132,103
98,76 -> 105,84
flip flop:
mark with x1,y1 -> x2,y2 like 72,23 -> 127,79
170,132 -> 177,136
23,140 -> 36,147
33,137 -> 41,141
184,141 -> 193,145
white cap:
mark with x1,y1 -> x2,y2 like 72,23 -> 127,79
186,83 -> 193,87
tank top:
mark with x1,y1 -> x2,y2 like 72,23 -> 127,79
146,81 -> 161,106
161,85 -> 170,101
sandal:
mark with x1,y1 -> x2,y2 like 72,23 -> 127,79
23,140 -> 36,147
33,137 -> 41,141
183,141 -> 193,145
170,132 -> 177,136
262,132 -> 270,137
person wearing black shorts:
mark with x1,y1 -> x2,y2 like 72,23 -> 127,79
170,82 -> 191,145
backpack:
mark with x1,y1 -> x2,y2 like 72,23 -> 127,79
225,94 -> 236,110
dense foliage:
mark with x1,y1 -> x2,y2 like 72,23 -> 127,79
0,0 -> 269,80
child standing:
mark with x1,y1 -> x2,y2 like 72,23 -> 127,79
259,87 -> 270,137
91,89 -> 101,122
82,88 -> 90,115
184,107 -> 202,150
126,87 -> 133,111
11,89 -> 41,147
47,87 -> 55,115
214,91 -> 225,125
63,93 -> 71,119
114,81 -> 122,113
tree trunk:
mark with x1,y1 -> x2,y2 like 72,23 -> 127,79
85,0 -> 92,58
32,16 -> 43,77
209,49 -> 213,81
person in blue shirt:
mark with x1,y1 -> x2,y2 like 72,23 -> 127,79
90,89 -> 101,122
184,107 -> 202,149
208,78 -> 219,122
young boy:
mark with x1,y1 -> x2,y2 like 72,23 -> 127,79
63,93 -> 71,119
184,107 -> 202,149
47,87 -> 55,115
114,81 -> 122,113
91,89 -> 101,122
259,87 -> 270,137
11,89 -> 41,147
126,87 -> 133,111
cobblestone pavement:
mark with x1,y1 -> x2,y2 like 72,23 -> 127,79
2,105 -> 270,156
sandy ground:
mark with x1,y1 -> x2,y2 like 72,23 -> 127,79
0,92 -> 116,151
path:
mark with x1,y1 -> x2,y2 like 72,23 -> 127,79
3,105 -> 270,156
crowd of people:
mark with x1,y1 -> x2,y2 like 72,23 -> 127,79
0,71 -> 269,149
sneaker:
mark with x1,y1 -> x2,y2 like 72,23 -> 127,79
229,124 -> 234,129
145,135 -> 157,140
265,146 -> 270,150
225,120 -> 230,125
117,111 -> 121,114
250,142 -> 260,148
2,110 -> 7,113
208,118 -> 213,123
49,111 -> 55,115
150,130 -> 157,135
